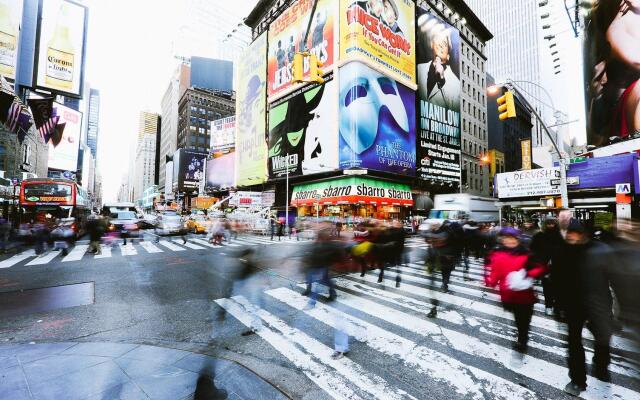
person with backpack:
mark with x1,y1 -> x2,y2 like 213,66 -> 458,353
484,227 -> 547,354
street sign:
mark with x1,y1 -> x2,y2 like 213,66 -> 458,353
616,183 -> 631,194
570,157 -> 588,164
63,171 -> 73,179
550,179 -> 561,186
566,176 -> 580,185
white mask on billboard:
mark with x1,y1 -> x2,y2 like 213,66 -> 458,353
339,63 -> 409,154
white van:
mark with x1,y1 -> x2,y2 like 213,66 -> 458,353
419,193 -> 499,232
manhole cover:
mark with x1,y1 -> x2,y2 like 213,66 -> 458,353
0,282 -> 95,318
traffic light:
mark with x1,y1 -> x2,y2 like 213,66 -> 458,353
308,54 -> 324,84
291,52 -> 305,83
497,91 -> 516,120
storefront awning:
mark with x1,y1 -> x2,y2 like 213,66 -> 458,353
291,177 -> 413,207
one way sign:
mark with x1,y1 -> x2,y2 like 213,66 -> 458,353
616,183 -> 631,194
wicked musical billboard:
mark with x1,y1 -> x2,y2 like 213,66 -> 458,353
338,62 -> 416,175
416,7 -> 461,184
583,1 -> 640,146
267,72 -> 338,179
340,0 -> 416,88
267,0 -> 336,101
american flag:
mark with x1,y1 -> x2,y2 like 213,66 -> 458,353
6,101 -> 23,132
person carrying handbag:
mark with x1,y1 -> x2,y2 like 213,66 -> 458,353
485,227 -> 547,354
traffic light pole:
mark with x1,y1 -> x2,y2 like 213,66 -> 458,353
503,81 -> 569,209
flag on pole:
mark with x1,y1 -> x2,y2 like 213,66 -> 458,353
50,121 -> 66,147
6,101 -> 22,131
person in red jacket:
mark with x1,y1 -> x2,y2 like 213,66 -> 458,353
485,227 -> 547,353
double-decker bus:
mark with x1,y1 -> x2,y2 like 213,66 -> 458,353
19,178 -> 91,235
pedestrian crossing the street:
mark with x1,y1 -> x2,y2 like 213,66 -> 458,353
0,234 -> 308,269
215,261 -> 640,400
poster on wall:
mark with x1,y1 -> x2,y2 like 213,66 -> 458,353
338,62 -> 416,175
47,102 -> 82,171
236,32 -> 267,187
415,7 -> 461,183
268,72 -> 338,178
35,0 -> 87,96
210,116 -> 235,151
0,0 -> 23,80
267,0 -> 335,100
340,0 -> 416,87
205,151 -> 235,191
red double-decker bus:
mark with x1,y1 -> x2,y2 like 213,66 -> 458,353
19,178 -> 91,234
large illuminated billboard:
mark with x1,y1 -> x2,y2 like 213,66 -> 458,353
47,102 -> 82,172
0,0 -> 23,80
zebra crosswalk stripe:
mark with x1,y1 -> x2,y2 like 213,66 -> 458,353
173,239 -> 205,250
119,243 -> 137,256
157,240 -> 186,251
191,238 -> 221,248
266,287 -> 540,400
139,241 -> 163,253
61,244 -> 89,262
25,249 -> 61,265
94,245 -> 112,258
0,249 -> 36,268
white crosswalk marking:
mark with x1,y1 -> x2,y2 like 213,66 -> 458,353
191,238 -> 220,248
25,249 -> 61,265
0,249 -> 35,268
119,243 -> 137,256
173,239 -> 204,250
94,245 -> 112,259
139,241 -> 163,253
157,240 -> 186,251
61,244 -> 89,262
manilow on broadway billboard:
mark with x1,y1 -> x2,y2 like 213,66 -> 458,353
235,32 -> 267,187
267,0 -> 336,100
416,7 -> 461,184
340,0 -> 416,88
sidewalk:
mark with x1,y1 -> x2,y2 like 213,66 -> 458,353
0,341 -> 288,400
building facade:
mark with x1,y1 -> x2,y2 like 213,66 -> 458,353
86,88 -> 100,158
0,125 -> 48,181
133,112 -> 160,202
177,88 -> 234,154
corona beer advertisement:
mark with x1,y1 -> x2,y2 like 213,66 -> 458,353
583,1 -> 640,146
267,0 -> 335,100
338,62 -> 416,175
236,32 -> 267,187
268,72 -> 338,179
0,0 -> 23,80
340,0 -> 416,87
416,7 -> 461,183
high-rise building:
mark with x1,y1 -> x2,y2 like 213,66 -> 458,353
137,111 -> 160,144
86,88 -> 100,158
133,112 -> 160,202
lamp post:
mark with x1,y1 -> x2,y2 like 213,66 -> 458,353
285,154 -> 289,234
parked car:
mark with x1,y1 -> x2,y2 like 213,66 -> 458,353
154,213 -> 187,236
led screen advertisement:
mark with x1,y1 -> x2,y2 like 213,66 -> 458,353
236,32 -> 267,187
338,62 -> 416,175
415,7 -> 461,184
268,72 -> 338,179
173,149 -> 207,192
0,0 -> 23,80
583,1 -> 640,146
340,0 -> 416,87
206,151 -> 235,191
267,0 -> 335,100
35,0 -> 87,97
47,102 -> 82,172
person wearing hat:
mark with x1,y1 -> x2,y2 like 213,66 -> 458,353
555,220 -> 615,396
485,227 -> 547,354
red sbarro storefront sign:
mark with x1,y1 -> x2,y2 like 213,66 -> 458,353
291,177 -> 413,207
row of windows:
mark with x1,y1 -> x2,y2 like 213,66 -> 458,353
462,139 -> 486,158
461,100 -> 486,123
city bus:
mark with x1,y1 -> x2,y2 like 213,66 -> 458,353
19,178 -> 91,235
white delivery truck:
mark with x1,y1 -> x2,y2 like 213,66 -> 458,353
419,193 -> 499,232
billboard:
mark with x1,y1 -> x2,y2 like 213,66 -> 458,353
229,191 -> 262,207
291,176 -> 413,206
495,168 -> 561,199
267,0 -> 335,100
338,62 -> 416,174
340,0 -> 416,87
583,1 -> 640,146
415,8 -> 461,184
205,151 -> 235,191
173,149 -> 207,191
0,0 -> 23,80
236,32 -> 267,187
210,116 -> 235,151
47,102 -> 82,171
268,72 -> 338,178
35,0 -> 87,96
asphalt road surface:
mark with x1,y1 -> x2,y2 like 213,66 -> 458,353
1,234 -> 639,399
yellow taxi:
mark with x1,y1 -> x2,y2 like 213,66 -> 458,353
185,214 -> 208,234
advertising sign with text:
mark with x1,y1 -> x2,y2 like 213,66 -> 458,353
495,168 -> 561,199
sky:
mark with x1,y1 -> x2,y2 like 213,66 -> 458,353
84,0 -> 256,202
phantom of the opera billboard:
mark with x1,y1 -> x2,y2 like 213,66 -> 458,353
340,0 -> 416,87
267,0 -> 336,100
338,62 -> 416,175
416,7 -> 461,184
583,1 -> 640,146
268,72 -> 338,179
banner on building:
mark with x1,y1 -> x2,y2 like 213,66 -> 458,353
495,168 -> 561,199
229,191 -> 263,207
415,7 -> 461,184
35,0 -> 88,97
338,62 -> 415,175
268,72 -> 338,179
267,0 -> 336,100
173,149 -> 207,191
236,32 -> 268,187
205,150 -> 235,191
291,176 -> 413,206
0,0 -> 23,80
47,102 -> 81,171
210,116 -> 235,151
521,139 -> 532,170
339,0 -> 416,87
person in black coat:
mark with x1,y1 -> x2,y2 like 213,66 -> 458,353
529,217 -> 564,316
556,220 -> 615,396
